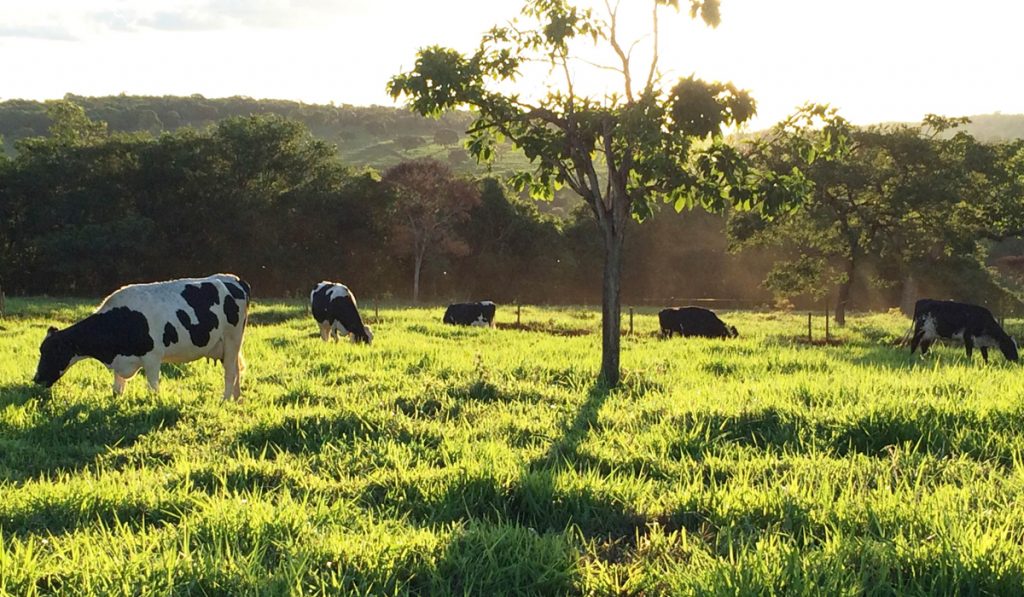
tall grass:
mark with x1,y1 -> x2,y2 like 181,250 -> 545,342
2,299 -> 1023,594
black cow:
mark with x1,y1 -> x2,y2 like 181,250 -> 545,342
910,299 -> 1018,362
444,301 -> 496,327
34,273 -> 251,399
659,307 -> 738,339
311,282 -> 373,344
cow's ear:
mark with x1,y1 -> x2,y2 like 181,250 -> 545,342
46,326 -> 58,337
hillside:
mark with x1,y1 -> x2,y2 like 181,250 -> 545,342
0,94 -> 536,176
4,96 -> 1023,160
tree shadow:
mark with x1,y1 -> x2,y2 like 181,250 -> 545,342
363,383 -> 664,540
235,410 -> 444,458
0,401 -> 182,482
2,491 -> 192,538
247,305 -> 307,326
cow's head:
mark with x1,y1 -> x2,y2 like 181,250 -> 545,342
33,326 -> 75,387
999,335 -> 1019,362
729,325 -> 739,338
353,325 -> 373,345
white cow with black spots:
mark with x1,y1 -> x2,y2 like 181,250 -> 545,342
310,281 -> 373,343
33,273 -> 251,399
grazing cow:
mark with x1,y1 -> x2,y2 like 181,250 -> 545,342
659,307 -> 738,339
310,281 -> 373,343
33,273 -> 251,399
910,299 -> 1018,362
443,301 -> 496,327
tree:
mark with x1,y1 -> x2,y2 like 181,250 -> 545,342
389,0 -> 803,385
433,128 -> 460,147
730,108 -> 1009,323
383,159 -> 480,303
43,100 -> 108,146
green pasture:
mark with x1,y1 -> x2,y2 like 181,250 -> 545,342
2,299 -> 1024,595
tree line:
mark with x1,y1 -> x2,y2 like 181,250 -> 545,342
0,99 -> 1021,316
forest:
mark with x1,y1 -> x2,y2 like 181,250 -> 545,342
1,97 -> 1023,315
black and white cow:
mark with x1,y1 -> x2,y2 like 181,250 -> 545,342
443,301 -> 496,327
310,281 -> 373,343
659,307 -> 738,339
910,299 -> 1018,362
33,273 -> 251,399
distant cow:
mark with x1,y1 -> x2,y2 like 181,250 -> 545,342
659,307 -> 738,339
910,299 -> 1018,362
310,281 -> 373,343
33,273 -> 251,399
444,301 -> 496,327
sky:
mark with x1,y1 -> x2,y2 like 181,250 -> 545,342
2,0 -> 1023,129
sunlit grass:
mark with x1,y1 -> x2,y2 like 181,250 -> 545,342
2,299 -> 1023,594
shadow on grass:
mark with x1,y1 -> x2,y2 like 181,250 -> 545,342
237,411 -> 380,457
495,322 -> 592,337
248,305 -> 306,326
825,339 -> 1021,371
1,491 -> 192,537
236,411 -> 444,457
0,400 -> 182,482
363,383 -> 665,540
0,382 -> 48,409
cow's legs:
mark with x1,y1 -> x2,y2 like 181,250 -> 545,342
222,353 -> 240,401
910,328 -> 924,354
964,334 -> 974,360
143,360 -> 161,393
112,374 -> 127,395
233,352 -> 246,399
319,321 -> 330,342
920,339 -> 933,355
981,346 -> 989,363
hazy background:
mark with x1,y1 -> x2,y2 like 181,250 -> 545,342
4,0 -> 1024,128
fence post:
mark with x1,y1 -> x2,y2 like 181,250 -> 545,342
807,312 -> 812,343
629,307 -> 634,335
824,301 -> 830,342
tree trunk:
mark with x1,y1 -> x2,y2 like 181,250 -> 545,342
413,250 -> 423,304
835,256 -> 855,327
900,273 -> 918,316
599,223 -> 625,387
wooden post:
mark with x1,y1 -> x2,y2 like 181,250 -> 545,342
629,307 -> 634,335
825,301 -> 830,342
807,312 -> 812,343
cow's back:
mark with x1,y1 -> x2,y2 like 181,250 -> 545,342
98,275 -> 249,362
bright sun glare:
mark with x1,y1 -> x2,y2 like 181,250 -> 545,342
1,0 -> 1022,128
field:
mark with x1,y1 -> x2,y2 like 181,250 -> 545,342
2,299 -> 1024,595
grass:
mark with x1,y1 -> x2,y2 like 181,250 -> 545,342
2,299 -> 1024,595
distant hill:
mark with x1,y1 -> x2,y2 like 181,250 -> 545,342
5,95 -> 1023,163
3,95 -> 1021,219
0,94 -> 537,176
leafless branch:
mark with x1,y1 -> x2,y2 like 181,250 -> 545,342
644,0 -> 660,93
604,0 -> 634,103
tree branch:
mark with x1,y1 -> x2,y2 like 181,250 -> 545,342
604,0 -> 634,103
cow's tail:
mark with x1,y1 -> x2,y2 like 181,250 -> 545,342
896,318 -> 916,347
